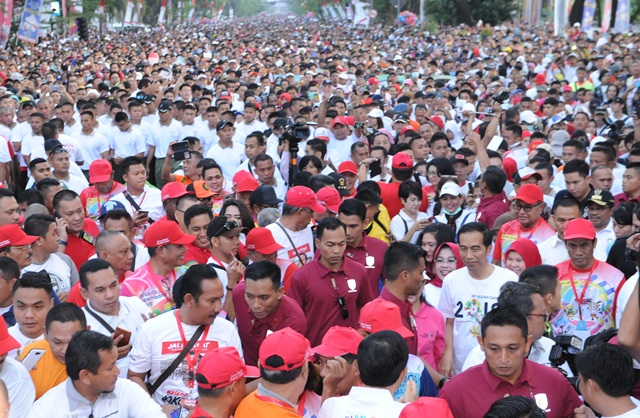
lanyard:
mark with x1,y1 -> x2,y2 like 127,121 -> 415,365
175,311 -> 210,388
568,261 -> 598,321
516,218 -> 542,240
208,254 -> 228,268
146,264 -> 173,302
255,389 -> 306,415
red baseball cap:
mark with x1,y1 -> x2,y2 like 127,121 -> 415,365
161,182 -> 192,201
514,184 -> 544,205
0,224 -> 38,249
312,326 -> 362,357
196,347 -> 259,390
142,220 -> 196,247
246,227 -> 283,254
535,73 -> 546,85
285,186 -> 326,214
430,116 -> 444,130
359,299 -> 414,338
259,327 -> 314,371
401,126 -> 415,135
562,85 -> 574,92
338,161 -> 358,175
89,159 -> 113,183
564,218 -> 596,241
367,77 -> 380,85
0,316 -> 19,356
237,177 -> 259,193
232,170 -> 253,187
316,187 -> 341,214
392,152 -> 414,170
331,116 -> 350,128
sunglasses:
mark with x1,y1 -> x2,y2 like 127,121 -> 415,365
337,296 -> 349,320
212,219 -> 242,237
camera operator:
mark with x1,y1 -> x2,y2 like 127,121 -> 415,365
573,344 -> 639,418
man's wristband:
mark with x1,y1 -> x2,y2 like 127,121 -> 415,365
226,286 -> 234,292
58,240 -> 68,246
438,377 -> 450,389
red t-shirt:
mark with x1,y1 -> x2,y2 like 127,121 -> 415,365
65,219 -> 100,271
184,243 -> 212,265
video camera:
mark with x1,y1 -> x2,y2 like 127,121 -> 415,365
492,90 -> 511,105
280,120 -> 311,150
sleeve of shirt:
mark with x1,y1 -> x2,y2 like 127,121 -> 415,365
135,132 -> 146,155
419,368 -> 439,397
128,322 -> 153,375
390,215 -> 405,241
438,278 -> 455,318
492,225 -> 505,261
122,379 -> 167,418
58,252 -> 80,286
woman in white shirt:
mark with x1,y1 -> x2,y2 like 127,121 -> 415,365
390,180 -> 429,244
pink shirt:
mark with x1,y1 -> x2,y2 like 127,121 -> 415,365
120,262 -> 187,315
414,301 -> 445,370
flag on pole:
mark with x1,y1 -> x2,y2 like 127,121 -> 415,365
17,0 -> 44,43
0,0 -> 12,47
124,0 -> 134,25
158,0 -> 166,24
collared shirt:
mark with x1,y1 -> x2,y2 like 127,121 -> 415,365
82,297 -> 148,376
235,384 -> 301,418
414,300 -> 446,370
537,234 -> 570,266
318,386 -> 407,418
594,219 -> 616,261
120,262 -> 188,316
476,192 -> 510,229
184,243 -> 212,265
344,233 -> 388,298
0,356 -> 35,418
233,281 -> 307,366
438,360 -> 583,418
379,287 -> 418,355
29,377 -> 166,418
493,218 -> 556,265
109,184 -> 166,225
65,218 -> 100,271
289,257 -> 373,346
19,339 -> 67,400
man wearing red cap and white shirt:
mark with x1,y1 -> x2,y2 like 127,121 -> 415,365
192,347 -> 260,418
120,220 -> 194,315
289,217 -> 372,346
128,264 -> 242,408
266,186 -> 325,267
492,184 -> 555,266
0,223 -> 39,269
338,161 -> 358,198
0,316 -> 35,418
244,227 -> 298,291
235,327 -> 313,418
79,159 -> 126,222
326,116 -> 358,167
552,218 -> 625,344
232,261 -> 306,366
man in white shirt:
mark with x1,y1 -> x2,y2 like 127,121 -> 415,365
77,111 -> 110,171
438,222 -> 518,375
574,344 -> 640,418
326,116 -> 357,166
8,271 -> 54,357
147,100 -> 183,187
127,264 -> 243,407
30,330 -> 165,418
22,214 -> 79,301
585,190 -> 616,261
538,196 -> 582,266
0,316 -> 35,418
205,120 -> 245,181
59,102 -> 82,138
234,103 -> 267,145
109,112 -> 145,183
46,139 -> 88,194
80,258 -> 147,377
319,331 -> 410,418
20,112 -> 45,167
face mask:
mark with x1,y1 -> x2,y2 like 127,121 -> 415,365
443,206 -> 462,216
475,197 -> 481,205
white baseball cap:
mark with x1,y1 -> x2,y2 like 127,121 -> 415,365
439,182 -> 462,198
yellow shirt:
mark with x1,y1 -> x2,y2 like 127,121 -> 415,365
365,204 -> 391,243
19,339 -> 67,399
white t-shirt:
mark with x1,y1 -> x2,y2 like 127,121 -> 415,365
109,127 -> 146,158
109,185 -> 165,222
423,282 -> 442,309
205,142 -> 245,180
0,357 -> 35,418
23,252 -> 78,295
82,297 -> 148,377
318,386 -> 406,418
21,133 -> 44,160
56,173 -> 89,194
57,133 -> 85,164
128,310 -> 243,406
438,265 -> 518,374
148,120 -> 183,159
205,256 -> 230,305
7,325 -> 44,358
234,120 -> 268,145
266,220 -> 314,266
77,130 -> 110,169
537,234 -> 570,266
326,134 -> 358,166
390,210 -> 428,244
199,126 -> 219,155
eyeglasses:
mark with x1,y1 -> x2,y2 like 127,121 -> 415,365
212,219 -> 242,237
435,257 -> 458,264
337,296 -> 349,320
527,312 -> 549,322
12,244 -> 31,251
512,202 -> 542,213
586,205 -> 609,212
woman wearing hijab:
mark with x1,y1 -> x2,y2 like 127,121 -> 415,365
504,238 -> 542,277
424,242 -> 464,308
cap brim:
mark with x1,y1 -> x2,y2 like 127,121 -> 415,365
220,226 -> 248,238
15,235 -> 39,246
0,335 -> 20,356
171,234 -> 197,245
564,233 -> 596,241
245,365 -> 260,379
310,203 -> 326,214
163,191 -> 193,201
90,174 -> 111,184
326,204 -> 341,213
339,169 -> 358,176
252,242 -> 284,254
514,196 -> 540,205
312,343 -> 351,357
393,325 -> 416,339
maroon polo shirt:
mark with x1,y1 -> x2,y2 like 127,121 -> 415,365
438,360 -> 582,418
288,257 -> 373,346
345,234 -> 388,298
379,287 -> 418,355
615,192 -> 640,206
232,281 -> 307,366
477,192 -> 510,229
183,242 -> 212,265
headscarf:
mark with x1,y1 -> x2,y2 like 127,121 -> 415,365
506,238 -> 542,269
431,242 -> 464,288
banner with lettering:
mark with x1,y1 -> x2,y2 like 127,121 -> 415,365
0,0 -> 12,47
17,0 -> 44,43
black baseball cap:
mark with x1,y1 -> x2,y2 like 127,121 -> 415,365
158,100 -> 173,113
249,185 -> 283,206
216,120 -> 233,131
44,139 -> 65,154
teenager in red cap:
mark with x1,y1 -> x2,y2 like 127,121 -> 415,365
552,218 -> 625,342
79,159 -> 125,222
378,152 -> 416,218
232,261 -> 306,366
120,219 -> 195,315
192,347 -> 260,418
244,227 -> 297,291
235,327 -> 313,418
492,184 -> 555,266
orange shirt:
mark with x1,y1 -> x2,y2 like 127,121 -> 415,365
19,339 -> 67,399
234,391 -> 301,418
173,174 -> 194,186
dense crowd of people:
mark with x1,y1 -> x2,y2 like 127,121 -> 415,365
0,11 -> 638,418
